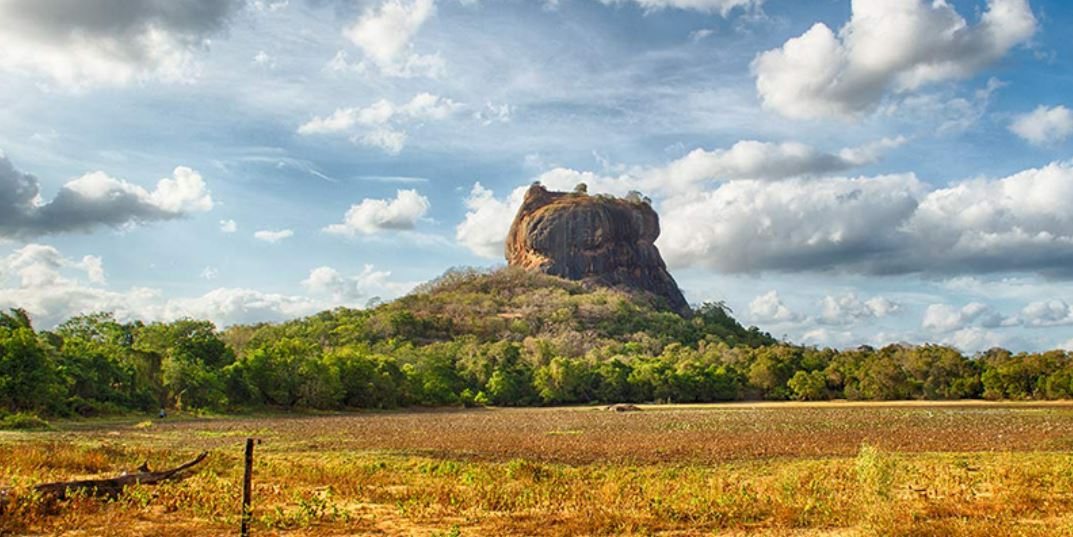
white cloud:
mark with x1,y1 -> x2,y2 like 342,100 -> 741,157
801,327 -> 854,347
323,189 -> 430,237
252,1 -> 289,13
0,0 -> 242,89
0,153 -> 212,239
1010,105 -> 1073,145
748,290 -> 803,324
819,293 -> 899,325
252,50 -> 275,68
220,219 -> 238,233
162,288 -> 319,327
661,160 -> 1073,276
476,101 -> 514,125
0,243 -> 164,328
922,302 -> 1006,332
3,244 -> 103,289
902,160 -> 1073,273
690,29 -> 714,42
0,244 -> 416,329
254,229 -> 294,243
301,264 -> 415,304
1019,300 -> 1073,327
599,0 -> 762,15
659,173 -> 925,272
200,266 -> 219,280
344,0 -> 444,78
752,0 -> 1036,119
360,129 -> 408,154
455,182 -> 522,259
942,327 -> 1012,354
297,93 -> 461,154
641,137 -> 905,190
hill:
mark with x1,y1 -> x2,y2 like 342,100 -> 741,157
229,267 -> 771,358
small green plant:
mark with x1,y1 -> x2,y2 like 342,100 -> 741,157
855,444 -> 896,500
0,412 -> 51,430
432,525 -> 462,537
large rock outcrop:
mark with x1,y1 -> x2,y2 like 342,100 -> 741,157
505,183 -> 690,316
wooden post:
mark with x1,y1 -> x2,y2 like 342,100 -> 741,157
241,438 -> 254,537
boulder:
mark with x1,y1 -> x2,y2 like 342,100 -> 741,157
505,183 -> 690,316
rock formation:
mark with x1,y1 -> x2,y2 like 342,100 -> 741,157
505,183 -> 690,316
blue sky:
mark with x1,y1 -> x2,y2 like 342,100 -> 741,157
2,0 -> 1073,353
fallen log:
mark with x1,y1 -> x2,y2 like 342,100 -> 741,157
2,451 -> 209,502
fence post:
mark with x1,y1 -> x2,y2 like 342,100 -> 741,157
241,438 -> 255,537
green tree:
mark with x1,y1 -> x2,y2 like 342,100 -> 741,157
0,319 -> 61,413
534,357 -> 594,404
788,370 -> 827,401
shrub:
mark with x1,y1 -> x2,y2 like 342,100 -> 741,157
0,412 -> 52,430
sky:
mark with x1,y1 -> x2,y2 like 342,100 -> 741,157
1,0 -> 1073,354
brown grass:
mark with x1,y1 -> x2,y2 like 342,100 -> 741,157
2,402 -> 1073,536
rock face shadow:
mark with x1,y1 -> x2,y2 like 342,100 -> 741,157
505,183 -> 690,316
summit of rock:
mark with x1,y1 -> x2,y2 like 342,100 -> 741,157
505,183 -> 690,316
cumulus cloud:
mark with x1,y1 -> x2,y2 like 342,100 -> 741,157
748,290 -> 803,324
660,173 -> 925,272
752,0 -> 1036,119
344,0 -> 443,77
0,244 -> 414,329
323,189 -> 430,237
162,288 -> 318,327
800,327 -> 855,347
456,182 -> 524,259
297,93 -> 461,154
819,293 -> 900,325
598,0 -> 762,15
220,219 -> 237,233
0,0 -> 243,89
922,302 -> 1007,332
1010,105 -> 1073,145
1019,300 -> 1073,327
2,244 -> 104,288
302,264 -> 415,304
661,160 -> 1073,276
0,152 -> 212,239
942,327 -> 1013,354
253,229 -> 293,243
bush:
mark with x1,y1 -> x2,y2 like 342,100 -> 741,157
0,412 -> 52,430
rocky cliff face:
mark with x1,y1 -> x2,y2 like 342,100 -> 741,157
505,183 -> 690,316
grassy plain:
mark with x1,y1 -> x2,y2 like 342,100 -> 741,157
3,401 -> 1073,536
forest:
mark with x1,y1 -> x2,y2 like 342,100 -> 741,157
2,267 -> 1071,424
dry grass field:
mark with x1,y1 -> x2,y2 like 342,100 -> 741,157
3,401 -> 1073,536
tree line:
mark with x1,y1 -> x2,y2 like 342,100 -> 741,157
3,305 -> 1073,421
